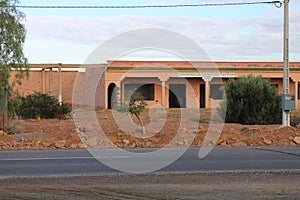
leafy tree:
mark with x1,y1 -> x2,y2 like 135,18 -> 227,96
128,91 -> 147,133
0,0 -> 28,129
112,86 -> 147,133
219,75 -> 281,125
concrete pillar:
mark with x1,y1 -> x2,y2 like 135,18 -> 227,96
49,68 -> 53,94
202,76 -> 213,109
161,80 -> 166,108
42,68 -> 45,93
58,64 -> 62,105
159,76 -> 169,108
205,81 -> 211,108
295,81 -> 298,109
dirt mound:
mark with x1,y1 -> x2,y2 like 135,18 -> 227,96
0,110 -> 299,150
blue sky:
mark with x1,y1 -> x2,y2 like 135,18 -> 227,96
22,0 -> 278,18
20,0 -> 300,63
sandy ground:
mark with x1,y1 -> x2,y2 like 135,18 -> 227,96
1,109 -> 300,149
0,171 -> 299,200
1,109 -> 299,199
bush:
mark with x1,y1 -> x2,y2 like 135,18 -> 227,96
219,75 -> 282,125
291,110 -> 300,127
15,92 -> 71,119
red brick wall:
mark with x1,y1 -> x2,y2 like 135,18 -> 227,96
11,70 -> 78,105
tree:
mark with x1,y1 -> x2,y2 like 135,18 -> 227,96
128,91 -> 147,133
219,75 -> 281,125
0,0 -> 28,130
112,86 -> 147,133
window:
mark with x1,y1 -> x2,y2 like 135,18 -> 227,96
124,83 -> 155,100
210,84 -> 224,100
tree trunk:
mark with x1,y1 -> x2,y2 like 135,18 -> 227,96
134,113 -> 145,134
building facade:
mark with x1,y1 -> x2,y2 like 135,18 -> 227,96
14,61 -> 300,109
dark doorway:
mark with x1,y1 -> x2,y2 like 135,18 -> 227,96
107,83 -> 116,109
200,84 -> 205,108
169,84 -> 186,108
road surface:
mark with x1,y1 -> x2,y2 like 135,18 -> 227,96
0,147 -> 300,199
0,147 -> 299,177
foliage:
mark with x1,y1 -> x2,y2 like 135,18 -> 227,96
291,110 -> 300,127
111,86 -> 128,112
190,118 -> 208,123
7,92 -> 22,117
128,91 -> 147,116
112,86 -> 147,133
0,0 -> 28,128
14,92 -> 71,119
219,75 -> 282,125
240,127 -> 249,132
128,91 -> 147,133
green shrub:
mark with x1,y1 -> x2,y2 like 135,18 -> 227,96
15,92 -> 71,119
112,86 -> 147,133
190,118 -> 208,123
291,110 -> 300,127
128,91 -> 147,133
240,127 -> 249,132
219,75 -> 282,125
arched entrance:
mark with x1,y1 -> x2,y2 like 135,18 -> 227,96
107,83 -> 116,109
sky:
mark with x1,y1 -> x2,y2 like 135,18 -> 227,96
19,0 -> 300,64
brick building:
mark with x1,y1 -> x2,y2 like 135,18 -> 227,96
14,61 -> 300,109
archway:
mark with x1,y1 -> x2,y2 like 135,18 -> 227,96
107,83 -> 116,109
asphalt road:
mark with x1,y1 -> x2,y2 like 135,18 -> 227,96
0,147 -> 299,177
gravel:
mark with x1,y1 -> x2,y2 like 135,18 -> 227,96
0,171 -> 299,200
